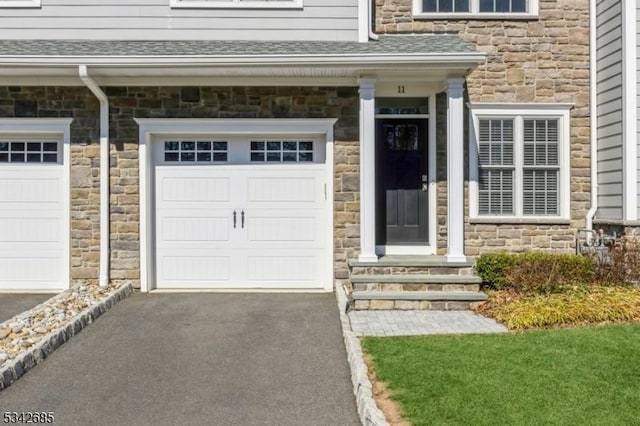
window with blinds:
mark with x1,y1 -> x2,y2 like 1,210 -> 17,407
478,119 -> 514,215
523,119 -> 559,215
472,110 -> 566,220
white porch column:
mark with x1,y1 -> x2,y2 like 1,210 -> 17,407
446,78 -> 467,262
358,77 -> 378,262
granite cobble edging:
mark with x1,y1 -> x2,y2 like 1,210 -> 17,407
335,285 -> 389,426
0,283 -> 133,391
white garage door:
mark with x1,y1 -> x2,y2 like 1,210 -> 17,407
0,140 -> 68,291
154,138 -> 327,289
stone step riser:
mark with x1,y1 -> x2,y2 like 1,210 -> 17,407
353,283 -> 480,292
350,267 -> 476,276
353,300 -> 483,311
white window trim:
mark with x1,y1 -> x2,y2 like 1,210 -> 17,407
170,0 -> 302,9
468,103 -> 572,223
413,0 -> 538,19
0,0 -> 40,7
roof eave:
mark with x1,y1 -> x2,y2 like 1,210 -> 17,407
0,52 -> 486,67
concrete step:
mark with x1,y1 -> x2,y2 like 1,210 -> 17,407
348,255 -> 474,268
350,274 -> 481,284
351,291 -> 488,311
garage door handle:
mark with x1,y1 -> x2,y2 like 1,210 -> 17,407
241,210 -> 245,229
233,210 -> 237,228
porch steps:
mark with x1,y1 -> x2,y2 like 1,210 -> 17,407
348,256 -> 487,311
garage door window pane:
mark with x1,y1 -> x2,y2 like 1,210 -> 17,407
299,142 -> 313,151
267,152 -> 281,162
213,142 -> 227,151
197,141 -> 211,151
267,142 -> 281,151
165,141 -> 179,151
181,152 -> 195,162
197,152 -> 212,162
283,152 -> 297,162
298,152 -> 313,162
43,143 -> 57,152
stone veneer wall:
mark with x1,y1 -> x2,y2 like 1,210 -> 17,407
0,86 -> 360,287
378,0 -> 591,255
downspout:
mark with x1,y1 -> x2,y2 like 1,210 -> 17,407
585,0 -> 597,235
368,0 -> 379,41
79,65 -> 110,288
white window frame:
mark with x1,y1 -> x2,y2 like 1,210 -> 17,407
170,0 -> 302,9
469,103 -> 572,223
0,0 -> 40,7
413,0 -> 538,19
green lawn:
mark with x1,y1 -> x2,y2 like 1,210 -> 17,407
362,324 -> 640,426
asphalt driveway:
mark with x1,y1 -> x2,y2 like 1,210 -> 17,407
0,293 -> 359,426
0,294 -> 53,323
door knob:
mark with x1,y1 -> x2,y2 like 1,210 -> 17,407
421,174 -> 428,192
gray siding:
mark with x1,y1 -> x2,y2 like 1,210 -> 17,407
0,0 -> 358,41
596,0 -> 624,219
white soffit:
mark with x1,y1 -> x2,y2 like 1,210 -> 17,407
0,64 -> 476,86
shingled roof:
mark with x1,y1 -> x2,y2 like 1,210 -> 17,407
0,35 -> 477,57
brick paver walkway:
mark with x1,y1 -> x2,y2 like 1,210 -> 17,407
348,310 -> 508,336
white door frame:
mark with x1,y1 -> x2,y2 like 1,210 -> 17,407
369,89 -> 438,257
135,118 -> 337,292
0,118 -> 72,291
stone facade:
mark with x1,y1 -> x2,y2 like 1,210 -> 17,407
377,0 -> 591,255
0,2 -> 594,289
0,86 -> 360,288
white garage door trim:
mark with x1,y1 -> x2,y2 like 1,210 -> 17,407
0,118 -> 72,292
136,118 -> 336,292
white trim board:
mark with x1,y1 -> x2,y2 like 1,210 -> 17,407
170,0 -> 303,9
135,118 -> 336,293
622,0 -> 637,221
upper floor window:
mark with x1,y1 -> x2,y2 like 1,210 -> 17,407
0,0 -> 40,7
170,0 -> 302,9
415,0 -> 536,17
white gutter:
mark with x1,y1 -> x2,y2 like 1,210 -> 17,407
78,65 -> 110,288
368,0 -> 379,41
585,0 -> 597,235
0,53 -> 486,66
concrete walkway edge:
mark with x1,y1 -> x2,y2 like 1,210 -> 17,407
336,285 -> 389,426
0,283 -> 133,391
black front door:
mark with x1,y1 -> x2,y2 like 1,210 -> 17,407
376,118 -> 428,245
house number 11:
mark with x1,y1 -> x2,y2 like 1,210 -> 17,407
397,85 -> 406,94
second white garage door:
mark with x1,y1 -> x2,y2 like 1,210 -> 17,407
154,137 -> 327,290
0,138 -> 68,291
